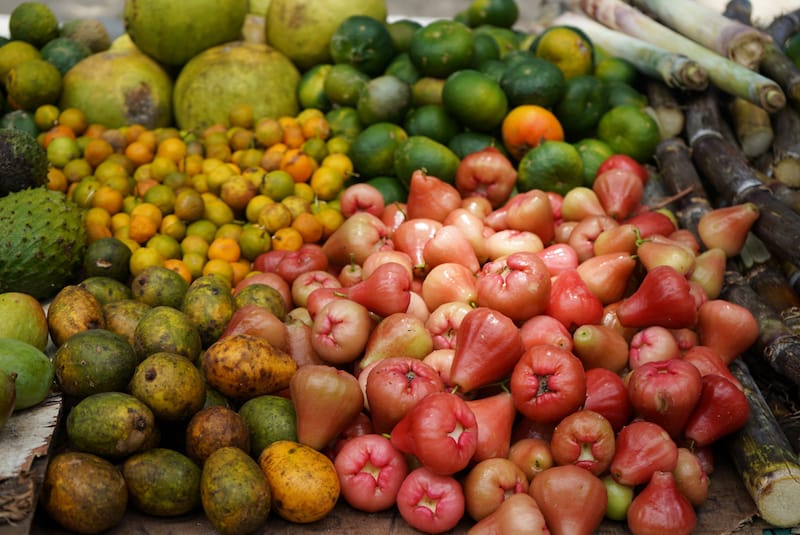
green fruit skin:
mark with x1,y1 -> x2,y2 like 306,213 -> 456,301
233,284 -> 286,320
0,292 -> 49,351
201,446 -> 271,535
181,275 -> 236,349
66,391 -> 157,458
133,306 -> 203,362
0,127 -> 48,196
131,265 -> 189,309
173,41 -> 300,133
266,0 -> 387,71
238,394 -> 297,457
122,447 -> 202,517
79,276 -> 134,305
53,328 -> 138,400
0,367 -> 16,430
60,49 -> 173,130
0,338 -> 53,410
125,0 -> 248,66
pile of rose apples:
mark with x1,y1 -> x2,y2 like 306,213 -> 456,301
232,146 -> 760,534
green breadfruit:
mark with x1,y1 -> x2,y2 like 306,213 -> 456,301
0,187 -> 87,300
0,128 -> 49,197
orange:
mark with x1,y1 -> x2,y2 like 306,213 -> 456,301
163,258 -> 193,284
230,259 -> 252,287
124,140 -> 155,167
207,237 -> 241,263
271,227 -> 303,251
156,137 -> 188,164
202,258 -> 234,286
128,213 -> 159,244
92,185 -> 124,214
501,104 -> 564,161
292,212 -> 324,243
58,107 -> 88,135
42,124 -> 76,148
280,148 -> 317,183
46,167 -> 68,192
83,137 -> 115,168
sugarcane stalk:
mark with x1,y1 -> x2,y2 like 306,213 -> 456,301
728,97 -> 774,158
764,8 -> 800,50
552,12 -> 708,91
722,267 -> 800,387
759,40 -> 800,105
753,168 -> 800,213
579,0 -> 787,111
685,89 -> 800,268
741,257 -> 800,313
626,0 -> 771,69
723,0 -> 752,26
653,137 -> 711,238
646,79 -> 685,139
770,104 -> 800,188
728,357 -> 800,528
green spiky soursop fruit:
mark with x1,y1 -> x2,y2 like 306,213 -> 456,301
0,128 -> 49,197
0,188 -> 87,300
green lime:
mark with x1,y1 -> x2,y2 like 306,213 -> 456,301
573,137 -> 615,187
466,0 -> 520,28
0,40 -> 41,81
384,52 -> 421,85
386,19 -> 423,54
366,175 -> 407,204
403,104 -> 461,144
502,49 -> 539,70
330,15 -> 395,77
348,121 -> 408,179
6,58 -> 62,111
9,2 -> 59,48
555,74 -> 610,140
606,80 -> 648,108
408,19 -> 474,78
261,169 -> 296,201
472,25 -> 520,58
477,57 -> 506,83
297,63 -> 332,111
530,25 -> 594,79
517,140 -> 584,195
448,131 -> 508,159
325,106 -> 362,141
324,63 -> 370,108
411,76 -> 445,107
593,56 -> 638,85
596,104 -> 660,163
471,32 -> 501,67
393,135 -> 461,187
39,37 -> 92,76
239,225 -> 271,261
442,68 -> 508,132
356,75 -> 412,126
500,56 -> 566,108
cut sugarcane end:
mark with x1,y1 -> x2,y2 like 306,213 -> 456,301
762,87 -> 787,113
753,465 -> 800,527
774,157 -> 800,188
728,35 -> 767,69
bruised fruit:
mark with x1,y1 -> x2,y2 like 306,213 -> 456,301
47,284 -> 105,347
185,405 -> 250,464
131,265 -> 190,309
201,446 -> 271,535
0,338 -> 53,410
78,276 -> 133,305
128,351 -> 206,422
201,334 -> 297,402
122,447 -> 202,517
181,274 -> 236,348
238,394 -> 297,457
53,328 -> 138,399
102,299 -> 151,347
41,451 -> 128,534
66,391 -> 157,458
132,305 -> 202,362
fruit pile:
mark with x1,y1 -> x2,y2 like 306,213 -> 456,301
1,0 -> 800,534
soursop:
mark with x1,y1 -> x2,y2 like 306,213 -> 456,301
0,128 -> 49,197
0,187 -> 87,300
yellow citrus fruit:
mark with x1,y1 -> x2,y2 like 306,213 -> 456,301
531,25 -> 594,80
9,2 -> 60,48
6,58 -> 62,111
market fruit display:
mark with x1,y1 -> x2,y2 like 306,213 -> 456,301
1,0 -> 800,533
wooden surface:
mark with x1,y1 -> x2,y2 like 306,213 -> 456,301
0,394 -> 63,535
25,445 -> 776,535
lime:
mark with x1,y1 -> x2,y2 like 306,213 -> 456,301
325,106 -> 362,141
531,25 -> 594,79
472,25 -> 520,58
366,175 -> 407,204
448,131 -> 508,159
384,52 -> 421,85
411,76 -> 445,107
9,2 -> 60,48
517,140 -> 584,195
0,40 -> 41,81
471,32 -> 501,67
502,49 -> 539,70
466,0 -> 519,28
478,57 -> 507,83
330,15 -> 395,76
593,56 -> 638,85
554,74 -> 610,140
324,63 -> 371,108
297,63 -> 332,111
261,170 -> 296,201
408,19 -> 474,78
394,135 -> 461,187
442,68 -> 508,132
500,56 -> 566,108
39,37 -> 92,76
403,104 -> 461,144
348,121 -> 408,179
596,105 -> 660,163
573,137 -> 615,187
606,80 -> 648,109
387,19 -> 422,54
356,74 -> 412,126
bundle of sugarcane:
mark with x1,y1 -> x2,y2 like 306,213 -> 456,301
578,0 -> 786,111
